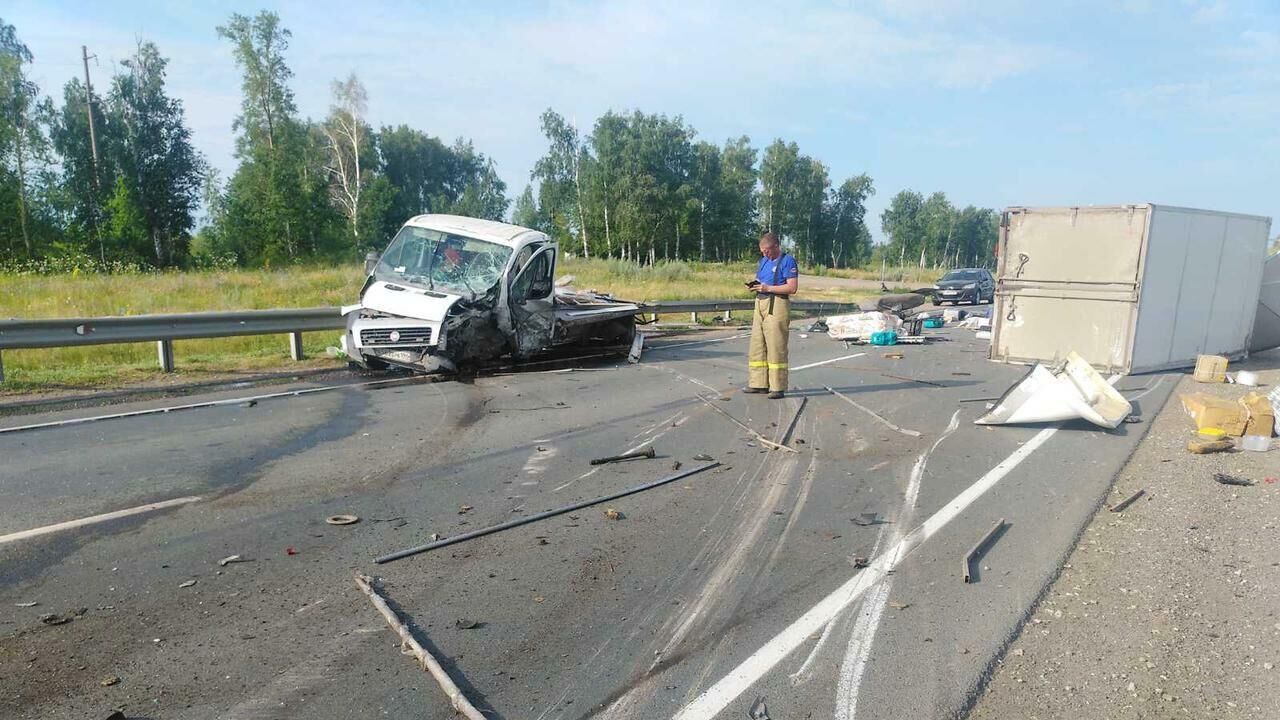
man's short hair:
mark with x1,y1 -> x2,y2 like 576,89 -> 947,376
759,232 -> 780,246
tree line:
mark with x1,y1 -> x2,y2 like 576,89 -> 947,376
0,12 -> 507,269
1,10 -> 999,272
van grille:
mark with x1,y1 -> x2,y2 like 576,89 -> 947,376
361,327 -> 432,345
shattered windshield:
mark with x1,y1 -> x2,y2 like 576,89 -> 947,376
374,225 -> 513,297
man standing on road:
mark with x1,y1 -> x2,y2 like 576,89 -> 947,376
746,232 -> 799,399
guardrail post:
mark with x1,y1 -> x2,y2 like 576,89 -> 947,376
288,332 -> 305,361
651,313 -> 659,323
691,312 -> 698,323
0,350 -> 5,383
157,340 -> 174,373
722,310 -> 731,322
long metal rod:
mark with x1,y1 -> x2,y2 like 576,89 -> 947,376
374,462 -> 722,564
1109,489 -> 1145,513
698,397 -> 798,453
354,574 -> 485,720
778,396 -> 807,446
962,518 -> 1006,583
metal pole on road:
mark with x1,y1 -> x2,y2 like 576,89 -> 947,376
374,462 -> 722,564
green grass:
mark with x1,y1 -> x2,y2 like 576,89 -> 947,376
0,260 -> 873,393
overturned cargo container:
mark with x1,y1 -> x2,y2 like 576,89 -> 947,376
990,204 -> 1272,374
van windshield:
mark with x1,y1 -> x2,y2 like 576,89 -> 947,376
374,226 -> 513,296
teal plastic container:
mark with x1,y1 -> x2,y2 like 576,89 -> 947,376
869,331 -> 898,346
923,317 -> 944,329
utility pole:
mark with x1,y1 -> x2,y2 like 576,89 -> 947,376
82,45 -> 105,263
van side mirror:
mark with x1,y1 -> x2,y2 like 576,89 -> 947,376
364,252 -> 379,275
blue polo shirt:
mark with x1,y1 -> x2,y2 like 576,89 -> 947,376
756,253 -> 798,287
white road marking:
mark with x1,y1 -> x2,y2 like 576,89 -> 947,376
521,445 -> 558,476
792,353 -> 867,371
0,496 -> 202,545
671,421 -> 1063,719
835,409 -> 960,719
0,376 -> 435,435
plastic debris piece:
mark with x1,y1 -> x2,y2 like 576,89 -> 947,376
604,508 -> 624,520
217,555 -> 244,567
976,352 -> 1131,429
286,547 -> 298,556
1213,472 -> 1253,487
326,515 -> 360,526
693,453 -> 714,461
458,506 -> 473,514
14,602 -> 37,608
100,676 -> 121,687
454,618 -> 480,630
749,695 -> 771,720
178,580 -> 197,588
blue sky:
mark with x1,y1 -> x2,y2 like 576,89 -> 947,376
8,0 -> 1279,239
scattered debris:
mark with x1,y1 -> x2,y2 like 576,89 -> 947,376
852,556 -> 869,569
826,311 -> 901,341
693,453 -> 714,461
428,533 -> 441,542
326,514 -> 361,526
825,386 -> 923,437
103,712 -> 126,720
178,579 -> 197,589
99,676 -> 121,687
217,555 -> 245,567
889,601 -> 911,610
883,352 -> 905,359
458,506 -> 473,515
963,518 -> 1007,583
454,618 -> 481,630
38,613 -> 73,626
604,508 -> 625,520
286,547 -> 298,556
1213,473 -> 1253,487
1123,415 -> 1142,424
852,512 -> 887,527
14,602 -> 38,608
1187,438 -> 1233,454
806,320 -> 829,333
354,574 -> 486,720
1182,392 -> 1275,437
671,461 -> 682,471
1109,489 -> 1146,513
590,447 -> 657,465
373,462 -> 721,563
748,695 -> 771,720
952,371 -> 971,376
976,352 -> 1131,429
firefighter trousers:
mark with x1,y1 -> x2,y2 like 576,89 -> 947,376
748,295 -> 790,392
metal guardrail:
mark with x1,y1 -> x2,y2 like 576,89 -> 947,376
0,299 -> 864,381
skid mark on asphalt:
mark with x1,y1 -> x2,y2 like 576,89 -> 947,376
672,418 -> 1065,719
834,408 -> 961,719
596,437 -> 800,718
220,624 -> 380,720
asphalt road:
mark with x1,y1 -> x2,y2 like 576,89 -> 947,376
0,324 -> 1177,720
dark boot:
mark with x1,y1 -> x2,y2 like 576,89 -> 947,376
744,386 -> 768,394
768,390 -> 785,399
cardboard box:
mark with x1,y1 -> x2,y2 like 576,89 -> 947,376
1181,393 -> 1247,435
1241,392 -> 1275,438
1180,392 -> 1275,437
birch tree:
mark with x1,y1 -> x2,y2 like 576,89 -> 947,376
322,72 -> 369,243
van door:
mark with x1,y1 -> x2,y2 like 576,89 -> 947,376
508,245 -> 557,357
